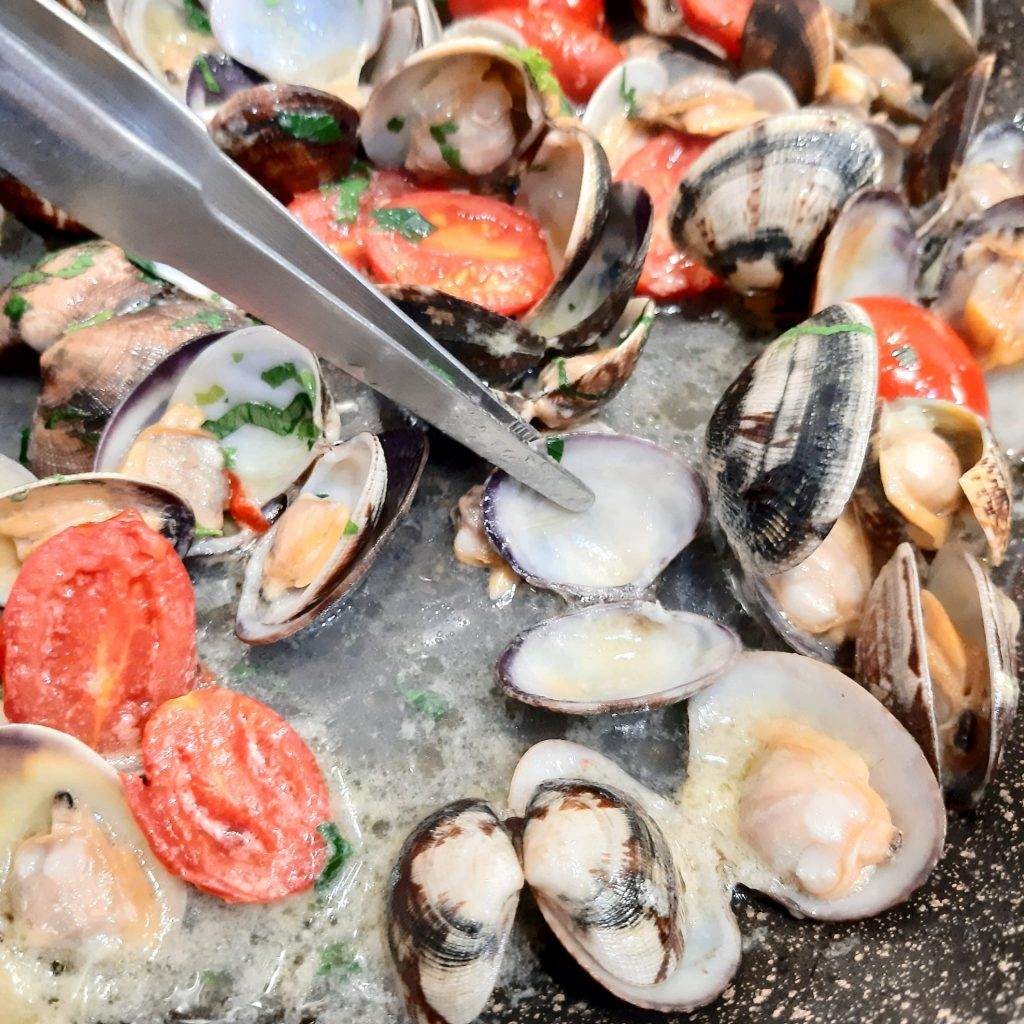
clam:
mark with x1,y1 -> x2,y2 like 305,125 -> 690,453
28,300 -> 247,477
0,473 -> 194,606
209,84 -> 360,202
739,0 -> 835,104
508,740 -> 741,1011
95,326 -> 339,554
496,600 -> 739,714
0,724 -> 185,987
185,53 -> 267,123
360,38 -> 546,182
855,542 -> 1020,809
684,651 -> 947,918
451,483 -> 519,605
0,240 -> 164,355
670,111 -> 883,301
813,189 -> 918,311
482,432 -> 705,599
236,429 -> 428,643
842,44 -> 927,122
208,0 -> 390,107
367,0 -> 444,87
0,455 -> 35,494
387,800 -> 523,1024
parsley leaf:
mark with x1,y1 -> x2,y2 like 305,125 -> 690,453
170,310 -> 229,331
202,393 -> 316,441
3,294 -> 29,325
125,251 -> 162,284
44,405 -> 92,429
371,207 -> 437,242
315,823 -> 353,898
343,519 -> 359,536
10,270 -> 46,288
183,0 -> 212,34
505,45 -> 572,114
18,426 -> 30,467
619,69 -> 638,118
194,383 -> 226,405
400,687 -> 449,720
546,435 -> 565,462
48,252 -> 95,279
64,310 -> 113,333
317,942 -> 360,979
429,121 -> 463,171
193,525 -> 224,537
260,362 -> 317,400
276,110 -> 345,144
386,116 -> 405,133
554,357 -> 617,401
321,173 -> 370,225
193,54 -> 221,94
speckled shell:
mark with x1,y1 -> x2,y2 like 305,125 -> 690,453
387,800 -> 523,1024
670,111 -> 883,298
703,303 -> 878,576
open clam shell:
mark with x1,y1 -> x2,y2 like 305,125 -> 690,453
483,432 -> 705,599
670,111 -> 883,299
185,53 -> 266,123
509,740 -> 741,1012
0,456 -> 35,493
387,799 -> 523,1024
704,303 -> 878,576
812,188 -> 918,311
236,428 -> 428,644
0,473 -> 194,606
496,601 -> 739,715
685,651 -> 947,919
855,542 -> 1020,809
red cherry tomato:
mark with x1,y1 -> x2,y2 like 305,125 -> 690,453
448,0 -> 606,30
365,190 -> 554,315
2,511 -> 196,753
615,132 -> 722,301
122,687 -> 332,903
681,0 -> 754,60
855,296 -> 990,420
486,9 -> 622,103
227,471 -> 270,534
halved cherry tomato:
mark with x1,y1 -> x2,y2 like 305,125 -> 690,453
2,511 -> 196,752
365,191 -> 554,315
227,471 -> 271,534
855,296 -> 990,420
616,132 -> 722,301
448,0 -> 606,30
122,687 -> 331,903
486,9 -> 622,102
681,0 -> 754,60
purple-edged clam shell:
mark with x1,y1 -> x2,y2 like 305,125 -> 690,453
497,601 -> 740,715
186,53 -> 267,121
235,428 -> 429,644
483,433 -> 705,599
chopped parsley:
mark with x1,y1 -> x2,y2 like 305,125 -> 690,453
774,320 -> 875,348
170,310 -> 229,331
222,446 -> 237,469
429,121 -> 463,172
321,173 -> 370,225
194,383 -> 226,405
619,69 -> 638,118
554,357 -> 617,401
9,489 -> 29,504
260,361 -> 317,400
371,207 -> 437,242
125,251 -> 162,284
194,54 -> 221,94
48,252 -> 95,279
505,45 -> 572,115
183,0 -> 212,34
276,110 -> 345,144
317,942 -> 360,979
44,405 -> 91,429
315,823 -> 353,898
64,310 -> 113,333
202,393 -> 317,442
343,519 -> 359,536
386,116 -> 405,133
10,270 -> 46,288
18,426 -> 30,467
400,687 -> 449,720
3,294 -> 29,325
231,352 -> 244,363
546,435 -> 565,462
193,525 -> 224,538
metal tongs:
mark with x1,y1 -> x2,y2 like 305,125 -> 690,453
0,0 -> 593,512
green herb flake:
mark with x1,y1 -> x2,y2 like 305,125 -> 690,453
343,519 -> 359,536
891,343 -> 920,369
774,321 -> 875,348
619,69 -> 638,118
231,352 -> 244,363
44,405 -> 91,429
183,0 -> 212,34
400,687 -> 449,720
317,942 -> 360,979
429,121 -> 463,172
125,251 -> 162,284
4,294 -> 29,325
229,658 -> 289,692
18,426 -> 30,467
315,492 -> 329,499
386,116 -> 405,133
170,310 -> 228,331
202,393 -> 315,441
505,45 -> 568,105
555,357 -> 616,402
64,310 -> 113,334
9,488 -> 29,504
371,206 -> 437,242
10,270 -> 46,288
260,362 -> 318,401
193,525 -> 224,538
222,446 -> 237,469
324,173 -> 370,225
276,110 -> 345,144
195,383 -> 226,405
315,823 -> 353,898
47,252 -> 95,280
194,54 -> 220,94
546,435 -> 565,462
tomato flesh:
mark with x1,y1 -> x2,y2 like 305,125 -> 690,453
855,296 -> 990,420
365,191 -> 554,315
681,0 -> 754,60
486,9 -> 622,102
2,511 -> 196,752
122,687 -> 331,903
448,0 -> 606,30
616,132 -> 722,301
227,471 -> 270,534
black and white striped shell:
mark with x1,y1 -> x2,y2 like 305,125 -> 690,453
670,111 -> 883,298
703,303 -> 878,576
387,800 -> 523,1024
855,542 -> 1020,810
